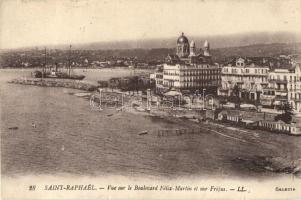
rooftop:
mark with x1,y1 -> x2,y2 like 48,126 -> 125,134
225,56 -> 293,69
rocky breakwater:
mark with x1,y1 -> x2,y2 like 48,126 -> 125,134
8,78 -> 98,91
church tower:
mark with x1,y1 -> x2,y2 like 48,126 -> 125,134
203,40 -> 210,57
189,40 -> 196,57
176,32 -> 190,58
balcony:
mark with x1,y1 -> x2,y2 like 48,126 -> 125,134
274,95 -> 288,101
290,98 -> 301,102
274,88 -> 288,92
269,79 -> 288,84
218,88 -> 229,92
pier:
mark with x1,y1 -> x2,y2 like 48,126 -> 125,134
8,78 -> 98,91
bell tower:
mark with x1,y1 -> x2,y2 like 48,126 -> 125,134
203,40 -> 210,57
189,40 -> 196,57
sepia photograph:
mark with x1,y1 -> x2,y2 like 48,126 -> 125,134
0,0 -> 301,199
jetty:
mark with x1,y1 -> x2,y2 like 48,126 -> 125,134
8,78 -> 98,91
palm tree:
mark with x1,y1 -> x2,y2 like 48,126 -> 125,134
232,84 -> 241,109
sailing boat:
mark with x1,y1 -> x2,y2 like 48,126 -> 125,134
32,45 -> 85,80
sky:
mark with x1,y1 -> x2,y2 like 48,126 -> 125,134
0,0 -> 300,49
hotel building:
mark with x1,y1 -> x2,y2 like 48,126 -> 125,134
218,56 -> 301,113
218,57 -> 270,101
158,33 -> 220,94
261,63 -> 301,112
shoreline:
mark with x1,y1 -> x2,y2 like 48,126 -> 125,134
0,67 -> 154,71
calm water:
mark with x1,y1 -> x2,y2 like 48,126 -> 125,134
0,69 -> 200,178
1,69 -> 300,179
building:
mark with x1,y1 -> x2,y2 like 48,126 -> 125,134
218,55 -> 301,113
218,57 -> 272,102
153,67 -> 164,93
258,120 -> 301,135
216,109 -> 301,135
261,63 -> 301,112
159,33 -> 220,94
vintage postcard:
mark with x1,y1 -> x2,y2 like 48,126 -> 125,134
1,0 -> 301,199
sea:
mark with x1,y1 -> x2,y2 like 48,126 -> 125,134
0,68 -> 207,179
1,68 -> 299,180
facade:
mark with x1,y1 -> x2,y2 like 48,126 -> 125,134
218,56 -> 301,113
159,33 -> 220,94
218,57 -> 270,101
261,64 -> 301,112
216,109 -> 301,135
258,120 -> 301,135
154,69 -> 164,93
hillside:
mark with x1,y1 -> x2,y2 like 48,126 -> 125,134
211,43 -> 301,63
1,31 -> 300,52
72,32 -> 301,50
1,42 -> 300,68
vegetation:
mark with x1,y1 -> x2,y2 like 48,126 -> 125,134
274,102 -> 294,123
108,76 -> 155,93
232,84 -> 241,109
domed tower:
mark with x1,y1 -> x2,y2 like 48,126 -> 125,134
189,40 -> 196,57
203,40 -> 210,56
176,32 -> 190,58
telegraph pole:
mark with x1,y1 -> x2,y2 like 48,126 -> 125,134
68,45 -> 72,77
203,88 -> 206,110
43,47 -> 47,79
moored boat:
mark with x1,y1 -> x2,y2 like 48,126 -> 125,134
32,45 -> 85,80
138,130 -> 148,135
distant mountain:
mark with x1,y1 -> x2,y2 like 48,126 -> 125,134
211,43 -> 301,63
70,31 -> 300,50
1,31 -> 299,52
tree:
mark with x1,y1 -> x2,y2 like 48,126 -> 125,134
129,76 -> 139,93
275,101 -> 293,124
232,84 -> 241,109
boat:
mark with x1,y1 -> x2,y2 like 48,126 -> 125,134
8,126 -> 18,130
33,71 -> 86,80
45,71 -> 85,80
138,130 -> 148,135
32,45 -> 85,80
